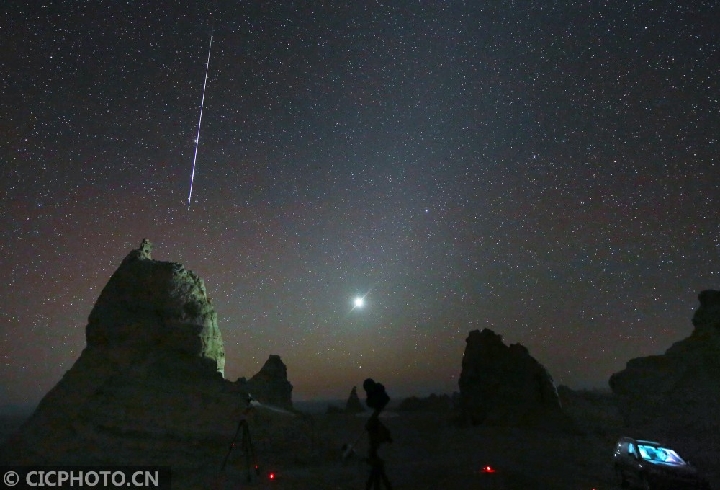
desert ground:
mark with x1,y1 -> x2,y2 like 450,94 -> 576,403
2,395 -> 716,490
237,411 -> 619,490
209,394 -> 642,490
215,394 -> 717,490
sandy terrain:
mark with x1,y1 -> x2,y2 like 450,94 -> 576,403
3,400 -> 715,490
212,407 -> 622,490
213,395 -> 716,490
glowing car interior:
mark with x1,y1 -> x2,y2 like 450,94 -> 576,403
637,441 -> 686,466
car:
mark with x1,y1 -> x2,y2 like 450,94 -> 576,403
613,436 -> 711,489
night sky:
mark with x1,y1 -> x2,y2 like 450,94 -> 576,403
1,1 -> 718,408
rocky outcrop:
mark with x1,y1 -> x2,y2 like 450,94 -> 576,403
609,290 -> 720,475
232,355 -> 293,410
0,241 -> 299,488
459,329 -> 565,428
85,238 -> 225,377
345,386 -> 365,414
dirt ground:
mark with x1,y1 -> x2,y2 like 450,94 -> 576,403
214,397 -> 718,490
214,409 -> 623,490
3,403 -> 716,490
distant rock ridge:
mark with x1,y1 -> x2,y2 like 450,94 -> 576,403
459,329 -> 565,428
397,393 -> 455,413
609,290 -> 720,474
0,240 -> 296,486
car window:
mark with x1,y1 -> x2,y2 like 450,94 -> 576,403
638,445 -> 654,460
662,449 -> 685,464
637,444 -> 686,465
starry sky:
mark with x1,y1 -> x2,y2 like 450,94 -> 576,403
1,1 -> 718,408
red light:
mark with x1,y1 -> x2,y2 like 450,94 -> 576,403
480,465 -> 496,474
269,472 -> 275,480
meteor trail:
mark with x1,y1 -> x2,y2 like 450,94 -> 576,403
187,31 -> 213,207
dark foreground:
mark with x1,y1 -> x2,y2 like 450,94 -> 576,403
3,407 -> 716,490
212,411 -> 630,490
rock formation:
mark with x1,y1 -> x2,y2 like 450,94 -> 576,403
345,386 -> 365,414
85,238 -> 225,378
609,290 -> 720,475
458,329 -> 565,427
0,241 -> 301,488
232,355 -> 294,410
397,393 -> 454,413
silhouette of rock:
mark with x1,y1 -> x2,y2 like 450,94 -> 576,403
0,241 -> 298,488
398,393 -> 453,413
345,386 -> 365,414
692,289 -> 720,333
459,329 -> 564,427
226,354 -> 294,410
609,290 -> 720,473
239,355 -> 294,410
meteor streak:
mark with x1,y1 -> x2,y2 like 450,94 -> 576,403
187,31 -> 213,206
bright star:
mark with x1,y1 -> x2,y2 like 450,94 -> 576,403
353,296 -> 365,309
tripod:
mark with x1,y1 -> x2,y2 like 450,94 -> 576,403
220,417 -> 259,482
364,414 -> 393,490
